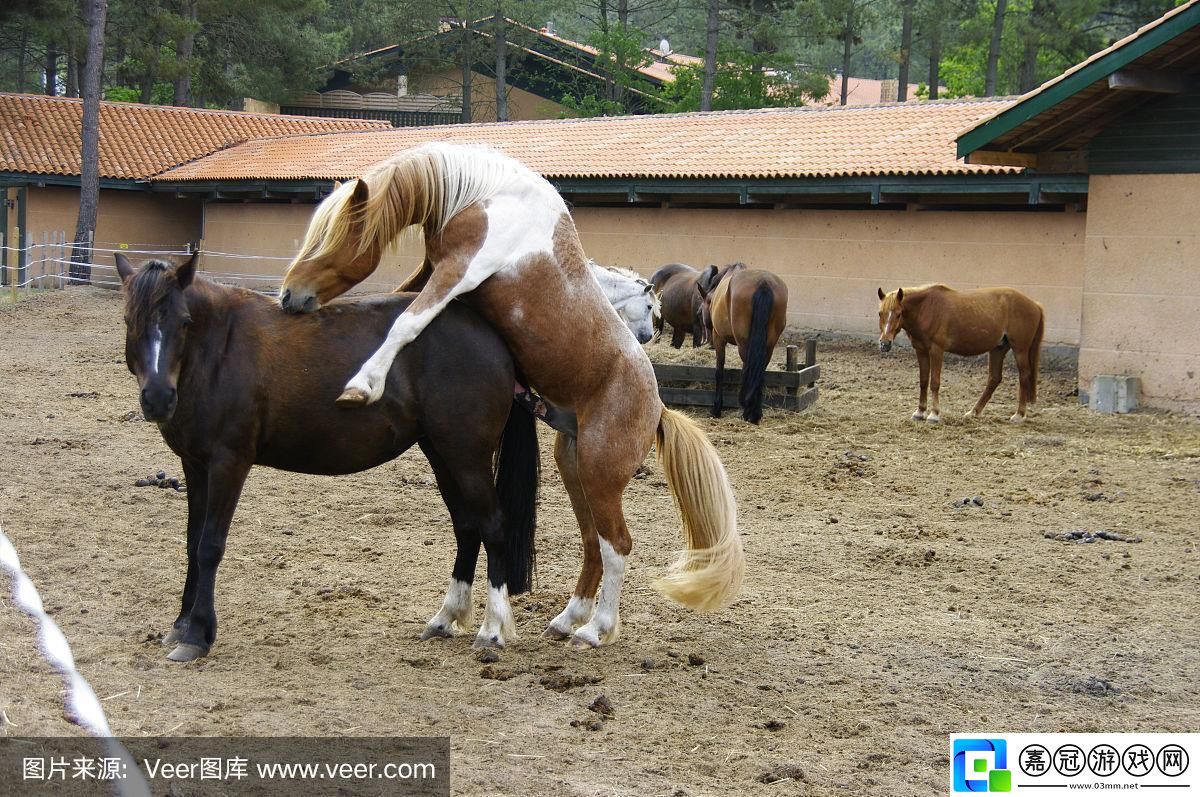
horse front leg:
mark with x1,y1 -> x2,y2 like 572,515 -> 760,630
164,457 -> 208,648
913,347 -> 930,421
927,347 -> 945,423
167,453 -> 251,662
340,239 -> 492,406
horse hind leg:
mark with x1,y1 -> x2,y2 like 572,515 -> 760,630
546,433 -> 600,640
419,445 -> 480,640
1011,347 -> 1034,423
966,344 -> 1009,418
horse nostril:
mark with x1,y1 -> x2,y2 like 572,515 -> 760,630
280,289 -> 292,306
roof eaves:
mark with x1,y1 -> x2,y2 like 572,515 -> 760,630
956,0 -> 1200,157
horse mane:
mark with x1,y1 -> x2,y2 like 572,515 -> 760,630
124,259 -> 178,335
592,261 -> 647,285
295,143 -> 528,266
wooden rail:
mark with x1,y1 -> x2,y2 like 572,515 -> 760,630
652,341 -> 820,413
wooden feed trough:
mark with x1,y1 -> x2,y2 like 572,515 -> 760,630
652,340 -> 820,413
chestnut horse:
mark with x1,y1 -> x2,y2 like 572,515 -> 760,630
116,254 -> 538,660
696,263 -> 790,424
877,284 -> 1045,423
279,142 -> 743,648
649,262 -> 705,348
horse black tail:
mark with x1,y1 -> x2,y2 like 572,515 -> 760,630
495,397 -> 540,594
739,282 -> 775,424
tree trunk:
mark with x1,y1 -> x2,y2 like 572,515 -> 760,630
139,74 -> 155,103
701,0 -> 719,111
985,0 -> 1007,96
17,28 -> 29,93
173,0 -> 197,107
67,50 -> 79,97
493,13 -> 508,121
460,21 -> 473,123
45,42 -> 59,96
1017,0 -> 1047,93
840,14 -> 853,106
71,0 -> 109,285
897,0 -> 914,101
927,31 -> 941,100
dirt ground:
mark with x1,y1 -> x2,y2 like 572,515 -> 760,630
1,287 -> 1198,796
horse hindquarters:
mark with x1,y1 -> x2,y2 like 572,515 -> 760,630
738,282 -> 776,424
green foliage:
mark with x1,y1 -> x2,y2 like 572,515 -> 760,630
659,46 -> 828,111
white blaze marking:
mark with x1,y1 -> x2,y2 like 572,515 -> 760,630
148,325 -> 163,376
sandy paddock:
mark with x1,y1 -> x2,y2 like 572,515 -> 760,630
1,287 -> 1198,796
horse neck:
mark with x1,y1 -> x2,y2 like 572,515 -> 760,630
176,282 -> 253,386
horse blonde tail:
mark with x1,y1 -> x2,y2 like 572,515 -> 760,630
1030,309 -> 1045,405
654,408 -> 744,611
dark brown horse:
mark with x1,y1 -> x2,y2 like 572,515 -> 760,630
115,253 -> 538,662
697,263 -> 789,424
877,284 -> 1045,423
649,263 -> 705,347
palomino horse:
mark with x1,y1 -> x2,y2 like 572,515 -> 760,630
877,284 -> 1045,423
649,263 -> 705,348
115,253 -> 538,660
696,263 -> 790,424
589,260 -> 660,344
279,142 -> 743,648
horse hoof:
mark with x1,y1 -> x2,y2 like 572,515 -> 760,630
472,634 -> 505,650
926,413 -> 941,424
543,624 -> 571,641
911,411 -> 926,421
336,388 -> 370,407
1010,413 -> 1027,424
166,643 -> 209,662
567,632 -> 600,650
963,410 -> 979,419
420,624 -> 454,641
163,627 -> 186,646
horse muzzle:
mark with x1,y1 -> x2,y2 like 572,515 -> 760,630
279,288 -> 319,315
140,384 -> 178,422
879,339 -> 893,353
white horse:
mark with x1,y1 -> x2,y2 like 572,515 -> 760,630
589,260 -> 660,344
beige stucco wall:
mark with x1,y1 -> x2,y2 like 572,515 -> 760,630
573,206 -> 1086,345
1080,174 -> 1200,413
199,201 -> 1086,346
411,69 -> 571,122
22,187 -> 201,285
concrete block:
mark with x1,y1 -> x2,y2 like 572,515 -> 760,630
1089,375 -> 1140,413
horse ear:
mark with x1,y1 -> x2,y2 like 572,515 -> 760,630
643,282 -> 654,294
114,252 -> 135,284
696,265 -> 718,296
175,251 -> 199,289
333,179 -> 343,189
877,287 -> 885,301
350,178 -> 369,206
896,287 -> 904,304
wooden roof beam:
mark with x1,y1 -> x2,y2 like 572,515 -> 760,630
1107,67 -> 1199,93
963,150 -> 1037,168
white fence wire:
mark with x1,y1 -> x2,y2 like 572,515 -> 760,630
1,236 -> 400,294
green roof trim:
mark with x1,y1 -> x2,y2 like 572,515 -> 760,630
956,2 -> 1200,159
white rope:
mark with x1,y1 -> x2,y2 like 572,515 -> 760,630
0,526 -> 150,797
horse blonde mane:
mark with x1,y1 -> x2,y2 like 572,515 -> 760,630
293,143 -> 527,266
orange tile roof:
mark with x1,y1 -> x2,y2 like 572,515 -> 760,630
154,98 -> 1022,182
0,93 -> 391,180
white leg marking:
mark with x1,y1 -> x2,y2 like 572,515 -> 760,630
422,578 -> 472,639
911,410 -> 926,421
927,411 -> 942,424
1009,412 -> 1026,424
474,584 -> 516,649
571,539 -> 626,648
547,595 -> 595,638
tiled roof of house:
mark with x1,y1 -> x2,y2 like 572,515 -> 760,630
154,97 -> 1022,182
0,93 -> 391,179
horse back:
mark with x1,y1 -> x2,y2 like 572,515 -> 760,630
916,286 -> 1043,355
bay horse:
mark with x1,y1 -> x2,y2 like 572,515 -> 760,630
279,142 -> 743,648
696,263 -> 790,424
877,284 -> 1045,423
589,260 -> 660,344
649,263 -> 705,348
115,253 -> 538,661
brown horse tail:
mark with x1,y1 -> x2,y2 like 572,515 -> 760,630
1029,308 -> 1045,405
653,408 -> 744,612
494,398 -> 540,594
738,282 -> 775,424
